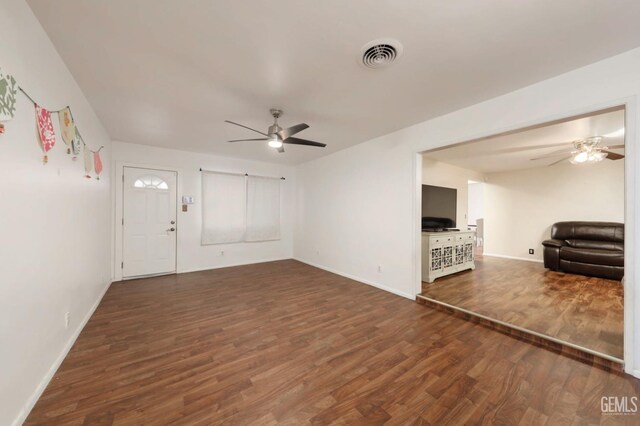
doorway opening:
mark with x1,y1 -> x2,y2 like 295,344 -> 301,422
416,106 -> 627,367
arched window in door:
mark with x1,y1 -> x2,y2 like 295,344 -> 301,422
133,175 -> 169,190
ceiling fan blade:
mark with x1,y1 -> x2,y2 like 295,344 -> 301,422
602,150 -> 625,160
283,137 -> 326,148
225,120 -> 268,136
227,138 -> 269,142
277,145 -> 285,153
520,142 -> 573,150
549,156 -> 572,166
277,123 -> 309,140
530,149 -> 574,161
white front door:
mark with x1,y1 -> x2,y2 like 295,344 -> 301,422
123,167 -> 177,278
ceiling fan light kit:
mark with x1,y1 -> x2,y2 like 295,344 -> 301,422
225,108 -> 326,154
569,137 -> 608,165
569,150 -> 607,164
268,135 -> 283,148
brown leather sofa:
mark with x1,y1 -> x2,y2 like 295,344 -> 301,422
542,221 -> 624,280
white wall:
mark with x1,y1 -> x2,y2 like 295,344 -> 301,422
111,141 -> 295,278
294,47 -> 640,374
422,158 -> 485,229
0,1 -> 112,424
484,160 -> 625,261
467,182 -> 484,226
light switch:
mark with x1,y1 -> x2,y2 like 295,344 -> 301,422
182,196 -> 194,204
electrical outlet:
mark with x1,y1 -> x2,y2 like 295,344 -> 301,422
220,250 -> 225,256
529,249 -> 534,255
377,265 -> 382,273
64,312 -> 70,329
316,250 -> 320,256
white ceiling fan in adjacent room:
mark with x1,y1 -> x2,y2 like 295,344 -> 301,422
225,109 -> 326,153
530,134 -> 624,166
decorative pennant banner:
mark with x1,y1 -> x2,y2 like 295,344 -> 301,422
71,127 -> 82,161
0,67 -> 17,122
1,65 -> 105,175
83,142 -> 92,178
59,106 -> 75,154
93,150 -> 103,180
35,104 -> 55,163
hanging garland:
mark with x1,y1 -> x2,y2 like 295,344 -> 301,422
0,67 -> 18,134
59,106 -> 75,155
0,66 -> 104,178
72,127 -> 82,161
94,148 -> 103,180
35,104 -> 55,163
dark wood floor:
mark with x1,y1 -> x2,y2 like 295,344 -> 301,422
421,252 -> 624,359
27,260 -> 637,424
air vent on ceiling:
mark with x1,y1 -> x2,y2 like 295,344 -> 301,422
360,39 -> 403,69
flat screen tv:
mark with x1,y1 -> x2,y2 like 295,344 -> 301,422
422,185 -> 457,230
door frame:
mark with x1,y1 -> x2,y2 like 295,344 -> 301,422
114,162 -> 180,281
412,96 -> 638,376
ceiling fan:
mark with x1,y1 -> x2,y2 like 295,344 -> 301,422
225,109 -> 326,153
530,136 -> 624,165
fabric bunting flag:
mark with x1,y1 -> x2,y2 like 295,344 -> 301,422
1,67 -> 104,178
93,150 -> 103,180
0,67 -> 17,122
83,142 -> 92,178
59,107 -> 75,154
35,104 -> 55,163
71,127 -> 82,161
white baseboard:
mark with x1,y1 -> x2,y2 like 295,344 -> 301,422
295,258 -> 414,300
483,252 -> 544,264
13,281 -> 112,426
177,257 -> 291,275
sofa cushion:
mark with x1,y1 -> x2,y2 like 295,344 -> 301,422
559,259 -> 624,281
560,246 -> 624,267
565,239 -> 624,252
551,221 -> 624,243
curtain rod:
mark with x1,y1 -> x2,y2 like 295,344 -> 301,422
199,168 -> 285,180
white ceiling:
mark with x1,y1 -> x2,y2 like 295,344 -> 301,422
28,0 -> 640,165
424,109 -> 625,173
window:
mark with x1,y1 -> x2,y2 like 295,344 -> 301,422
133,175 -> 169,189
201,172 -> 281,245
246,176 -> 281,241
201,172 -> 247,244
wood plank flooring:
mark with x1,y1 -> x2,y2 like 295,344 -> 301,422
421,253 -> 624,360
27,260 -> 638,425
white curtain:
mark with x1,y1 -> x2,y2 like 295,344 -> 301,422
246,176 -> 281,242
201,172 -> 246,244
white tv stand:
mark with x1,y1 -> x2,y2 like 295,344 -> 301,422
422,230 -> 475,283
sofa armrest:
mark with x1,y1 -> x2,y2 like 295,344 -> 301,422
542,239 -> 566,249
542,241 -> 563,271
